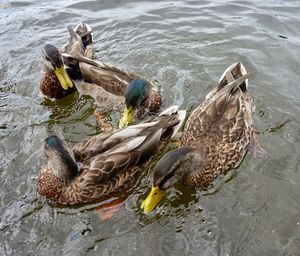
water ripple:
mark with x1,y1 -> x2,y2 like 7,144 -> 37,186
0,0 -> 300,255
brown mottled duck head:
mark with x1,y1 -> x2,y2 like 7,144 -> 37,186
37,135 -> 78,201
141,147 -> 199,213
42,44 -> 73,91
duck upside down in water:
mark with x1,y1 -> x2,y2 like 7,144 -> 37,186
40,24 -> 162,127
141,62 -> 265,213
37,106 -> 186,205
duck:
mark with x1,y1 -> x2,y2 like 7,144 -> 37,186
40,25 -> 162,128
141,62 -> 265,213
37,106 -> 186,205
40,23 -> 93,99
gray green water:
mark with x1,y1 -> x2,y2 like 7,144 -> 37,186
1,0 -> 300,255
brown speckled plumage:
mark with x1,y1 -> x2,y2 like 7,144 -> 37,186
37,108 -> 185,205
180,62 -> 254,187
140,88 -> 162,114
40,70 -> 75,99
151,63 -> 258,193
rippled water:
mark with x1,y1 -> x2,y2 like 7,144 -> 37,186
1,0 -> 300,255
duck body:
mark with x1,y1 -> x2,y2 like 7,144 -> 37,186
40,68 -> 75,99
62,27 -> 162,126
142,62 -> 261,213
37,106 -> 186,205
40,23 -> 93,99
180,62 -> 253,187
73,58 -> 162,119
40,24 -> 161,126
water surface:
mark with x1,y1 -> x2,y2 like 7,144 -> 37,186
1,0 -> 300,255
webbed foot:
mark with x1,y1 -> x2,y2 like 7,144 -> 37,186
94,110 -> 113,132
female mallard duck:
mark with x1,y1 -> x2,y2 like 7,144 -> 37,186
40,23 -> 93,99
37,106 -> 186,205
40,25 -> 162,128
141,62 -> 265,213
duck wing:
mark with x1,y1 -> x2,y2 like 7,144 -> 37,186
74,106 -> 186,183
183,64 -> 252,152
77,60 -> 139,96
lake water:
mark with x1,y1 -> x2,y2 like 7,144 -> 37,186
1,0 -> 300,255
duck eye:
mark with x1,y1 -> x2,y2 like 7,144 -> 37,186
154,192 -> 157,195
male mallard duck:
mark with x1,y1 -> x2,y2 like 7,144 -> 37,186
40,23 -> 93,99
41,25 -> 162,128
141,62 -> 265,213
37,106 -> 186,205
63,26 -> 162,128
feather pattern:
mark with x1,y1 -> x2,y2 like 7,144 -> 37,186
180,62 -> 255,187
37,106 -> 187,205
66,52 -> 162,115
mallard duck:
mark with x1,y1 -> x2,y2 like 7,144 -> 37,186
41,25 -> 162,128
37,106 -> 186,205
40,23 -> 93,99
63,26 -> 162,128
141,62 -> 264,213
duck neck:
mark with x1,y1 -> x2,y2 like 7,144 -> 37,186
46,146 -> 79,184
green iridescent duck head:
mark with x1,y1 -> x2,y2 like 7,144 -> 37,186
119,79 -> 148,128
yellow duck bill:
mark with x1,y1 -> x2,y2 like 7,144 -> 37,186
141,186 -> 165,214
119,106 -> 135,128
54,66 -> 73,90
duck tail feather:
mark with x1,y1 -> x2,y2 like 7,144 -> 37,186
159,105 -> 179,116
158,105 -> 186,138
74,23 -> 93,37
218,62 -> 250,92
170,110 -> 186,138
